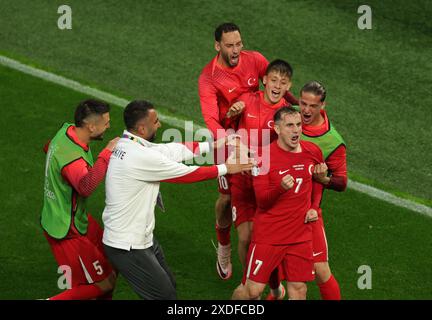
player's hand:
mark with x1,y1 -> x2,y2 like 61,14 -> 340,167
313,163 -> 329,185
105,137 -> 120,151
225,161 -> 255,174
227,136 -> 252,162
280,174 -> 294,190
212,134 -> 241,149
226,101 -> 245,118
304,209 -> 318,223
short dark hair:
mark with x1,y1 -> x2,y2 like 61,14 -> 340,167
124,100 -> 155,130
273,105 -> 300,124
300,81 -> 327,102
266,59 -> 293,80
74,99 -> 110,127
214,22 -> 241,42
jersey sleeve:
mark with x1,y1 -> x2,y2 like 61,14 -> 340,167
310,180 -> 324,211
253,51 -> 269,80
150,142 -> 211,163
326,144 -> 347,191
309,143 -> 325,210
162,166 -> 219,183
198,71 -> 226,139
130,149 -> 221,183
150,142 -> 198,162
253,172 -> 287,210
61,148 -> 112,197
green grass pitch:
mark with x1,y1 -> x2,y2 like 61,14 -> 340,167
1,64 -> 431,300
0,0 -> 431,299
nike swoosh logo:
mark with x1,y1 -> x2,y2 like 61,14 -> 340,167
247,113 -> 257,118
313,252 -> 323,257
228,87 -> 236,93
279,169 -> 290,175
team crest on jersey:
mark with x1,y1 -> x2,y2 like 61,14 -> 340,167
267,120 -> 274,129
247,77 -> 257,87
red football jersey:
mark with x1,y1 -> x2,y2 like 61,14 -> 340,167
198,50 -> 268,138
237,91 -> 287,149
252,140 -> 324,245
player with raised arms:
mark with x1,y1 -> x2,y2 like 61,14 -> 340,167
199,22 -> 297,280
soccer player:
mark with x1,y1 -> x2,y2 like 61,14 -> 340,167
265,81 -> 346,300
301,81 -> 346,300
41,99 -> 119,300
226,59 -> 292,271
232,106 -> 325,300
198,22 -> 298,280
102,100 -> 253,300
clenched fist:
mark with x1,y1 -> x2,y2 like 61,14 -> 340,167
281,174 -> 294,190
304,209 -> 318,223
313,162 -> 329,185
226,101 -> 245,118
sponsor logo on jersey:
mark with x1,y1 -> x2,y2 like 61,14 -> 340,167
293,164 -> 305,171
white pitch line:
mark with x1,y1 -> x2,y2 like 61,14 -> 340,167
348,180 -> 431,218
1,54 -> 431,217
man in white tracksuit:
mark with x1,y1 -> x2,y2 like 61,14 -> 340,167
102,100 -> 252,299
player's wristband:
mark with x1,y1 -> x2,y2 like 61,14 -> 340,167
216,164 -> 228,176
198,142 -> 211,154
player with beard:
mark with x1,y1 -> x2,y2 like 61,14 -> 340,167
101,100 -> 254,299
199,23 -> 298,280
41,99 -> 119,300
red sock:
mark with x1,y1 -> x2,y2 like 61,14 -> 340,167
318,275 -> 341,300
268,268 -> 280,290
216,224 -> 231,246
49,283 -> 104,300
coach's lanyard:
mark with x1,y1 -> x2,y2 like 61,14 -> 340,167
122,133 -> 147,147
122,133 -> 166,212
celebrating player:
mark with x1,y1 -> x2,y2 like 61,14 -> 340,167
41,99 -> 118,300
198,22 -> 297,280
232,106 -> 325,300
301,81 -> 346,299
266,81 -> 347,300
226,59 -> 292,272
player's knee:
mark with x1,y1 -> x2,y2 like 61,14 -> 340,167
97,272 -> 116,293
314,262 -> 331,284
287,283 -> 307,300
247,285 -> 263,300
218,194 -> 231,207
237,227 -> 251,247
231,284 -> 248,300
